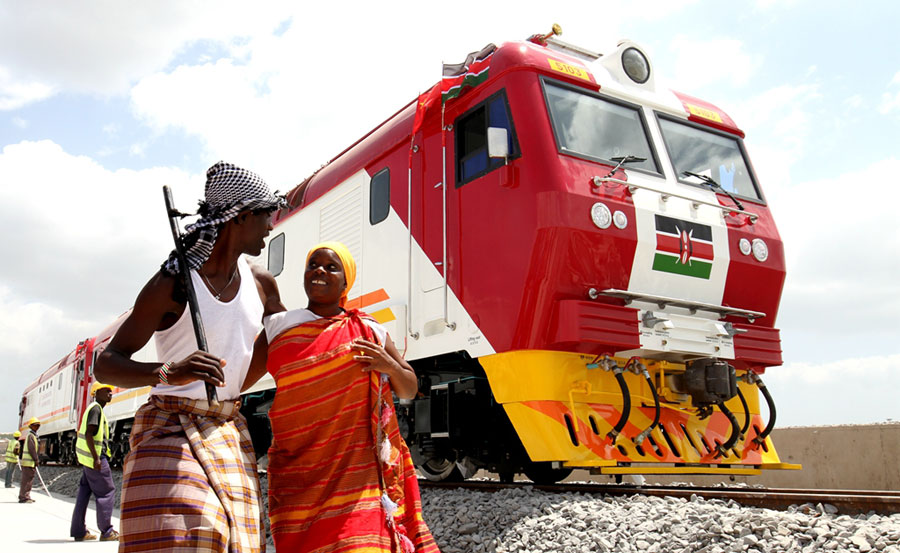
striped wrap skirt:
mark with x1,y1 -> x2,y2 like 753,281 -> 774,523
119,395 -> 263,553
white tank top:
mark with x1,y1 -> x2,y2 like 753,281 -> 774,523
152,256 -> 263,400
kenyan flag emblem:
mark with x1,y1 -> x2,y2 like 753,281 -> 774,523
652,215 -> 714,279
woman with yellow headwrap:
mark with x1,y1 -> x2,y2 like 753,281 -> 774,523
261,242 -> 439,552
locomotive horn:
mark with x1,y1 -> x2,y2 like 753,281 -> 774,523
162,186 -> 219,407
528,23 -> 562,45
547,23 -> 562,39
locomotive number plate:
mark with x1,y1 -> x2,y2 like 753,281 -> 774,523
685,103 -> 723,123
548,59 -> 592,82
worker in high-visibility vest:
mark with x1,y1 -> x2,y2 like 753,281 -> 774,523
4,430 -> 20,488
18,417 -> 40,503
70,382 -> 119,542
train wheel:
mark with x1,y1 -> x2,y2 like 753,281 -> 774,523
523,462 -> 573,485
418,458 -> 463,482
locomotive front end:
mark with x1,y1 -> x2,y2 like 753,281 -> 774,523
464,37 -> 796,480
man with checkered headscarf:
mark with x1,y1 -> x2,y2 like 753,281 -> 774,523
95,161 -> 288,552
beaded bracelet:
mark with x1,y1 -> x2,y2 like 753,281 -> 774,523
158,362 -> 172,385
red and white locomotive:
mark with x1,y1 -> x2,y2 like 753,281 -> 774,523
22,29 -> 796,482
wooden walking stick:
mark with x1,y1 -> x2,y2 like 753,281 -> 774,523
163,186 -> 219,406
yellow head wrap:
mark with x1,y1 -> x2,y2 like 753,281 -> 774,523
306,241 -> 356,307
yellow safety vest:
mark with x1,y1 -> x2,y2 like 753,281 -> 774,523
75,402 -> 110,467
4,439 -> 18,463
20,432 -> 38,468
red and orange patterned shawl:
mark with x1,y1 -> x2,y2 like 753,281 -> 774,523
266,309 -> 439,553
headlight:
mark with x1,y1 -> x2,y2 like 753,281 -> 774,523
751,238 -> 768,262
613,210 -> 628,229
739,238 -> 751,256
622,47 -> 650,84
590,202 -> 612,229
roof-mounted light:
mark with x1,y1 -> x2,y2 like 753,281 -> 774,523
622,47 -> 650,84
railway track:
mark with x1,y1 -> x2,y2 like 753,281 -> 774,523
419,479 -> 900,515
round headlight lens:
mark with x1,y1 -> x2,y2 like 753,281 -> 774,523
751,239 -> 769,262
613,210 -> 628,229
591,202 -> 612,229
739,238 -> 752,256
622,47 -> 650,84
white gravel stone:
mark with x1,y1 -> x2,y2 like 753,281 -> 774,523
23,467 -> 900,552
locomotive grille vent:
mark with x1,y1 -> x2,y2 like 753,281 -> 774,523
319,185 -> 363,300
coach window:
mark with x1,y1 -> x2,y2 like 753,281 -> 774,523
369,168 -> 390,225
268,233 -> 285,277
455,90 -> 520,187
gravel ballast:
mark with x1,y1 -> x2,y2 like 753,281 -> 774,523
14,466 -> 900,552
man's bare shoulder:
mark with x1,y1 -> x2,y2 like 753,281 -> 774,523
136,269 -> 183,309
249,262 -> 276,284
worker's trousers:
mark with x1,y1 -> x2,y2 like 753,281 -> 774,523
70,456 -> 116,539
4,462 -> 14,487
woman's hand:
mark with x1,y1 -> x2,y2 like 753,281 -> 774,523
353,339 -> 401,377
165,351 -> 226,387
352,337 -> 418,399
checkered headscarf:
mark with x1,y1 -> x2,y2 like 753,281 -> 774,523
161,161 -> 287,276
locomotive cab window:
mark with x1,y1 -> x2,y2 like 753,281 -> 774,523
268,233 -> 285,277
543,79 -> 659,174
369,167 -> 390,225
658,115 -> 763,202
455,90 -> 519,187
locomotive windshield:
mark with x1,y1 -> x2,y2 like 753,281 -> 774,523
658,116 -> 762,201
543,81 -> 658,174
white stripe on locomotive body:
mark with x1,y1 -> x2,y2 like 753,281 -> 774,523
265,168 -> 495,361
585,41 -> 736,360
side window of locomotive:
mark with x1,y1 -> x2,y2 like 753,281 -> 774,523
268,233 -> 285,277
543,80 -> 659,174
658,116 -> 762,201
369,167 -> 390,225
455,91 -> 519,187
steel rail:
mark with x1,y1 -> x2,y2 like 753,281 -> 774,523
418,480 -> 900,515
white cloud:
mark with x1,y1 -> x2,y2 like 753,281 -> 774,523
11,116 -> 27,129
765,354 -> 900,427
879,71 -> 900,115
129,143 -> 146,157
0,66 -> 55,110
0,140 -> 202,318
0,286 -> 96,358
0,1 -> 294,107
0,140 -> 210,429
771,158 -> 900,366
667,35 -> 762,90
755,0 -> 801,10
728,83 -> 821,161
120,3 -> 713,185
844,94 -> 864,109
775,354 -> 900,386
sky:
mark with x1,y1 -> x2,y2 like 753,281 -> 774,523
1,0 -> 898,432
